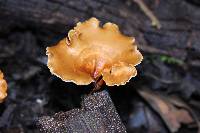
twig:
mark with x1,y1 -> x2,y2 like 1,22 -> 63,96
134,0 -> 161,29
138,44 -> 168,55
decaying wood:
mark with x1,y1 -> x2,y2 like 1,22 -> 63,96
0,0 -> 200,60
37,90 -> 126,133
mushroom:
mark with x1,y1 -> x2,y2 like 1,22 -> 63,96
47,17 -> 143,86
0,70 -> 7,103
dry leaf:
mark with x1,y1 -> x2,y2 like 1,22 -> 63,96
138,89 -> 194,133
47,17 -> 143,86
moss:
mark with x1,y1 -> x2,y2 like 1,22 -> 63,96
145,55 -> 184,65
159,55 -> 184,65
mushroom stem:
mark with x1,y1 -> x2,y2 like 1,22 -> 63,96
90,77 -> 105,94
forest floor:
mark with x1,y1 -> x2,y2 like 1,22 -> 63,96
0,0 -> 200,132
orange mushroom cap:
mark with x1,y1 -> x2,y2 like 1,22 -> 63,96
0,70 -> 7,103
47,17 -> 143,86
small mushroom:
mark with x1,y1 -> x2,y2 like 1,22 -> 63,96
0,70 -> 7,103
47,17 -> 143,86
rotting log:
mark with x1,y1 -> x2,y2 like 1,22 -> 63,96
0,0 -> 200,60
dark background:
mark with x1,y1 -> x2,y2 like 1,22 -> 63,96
0,0 -> 200,132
